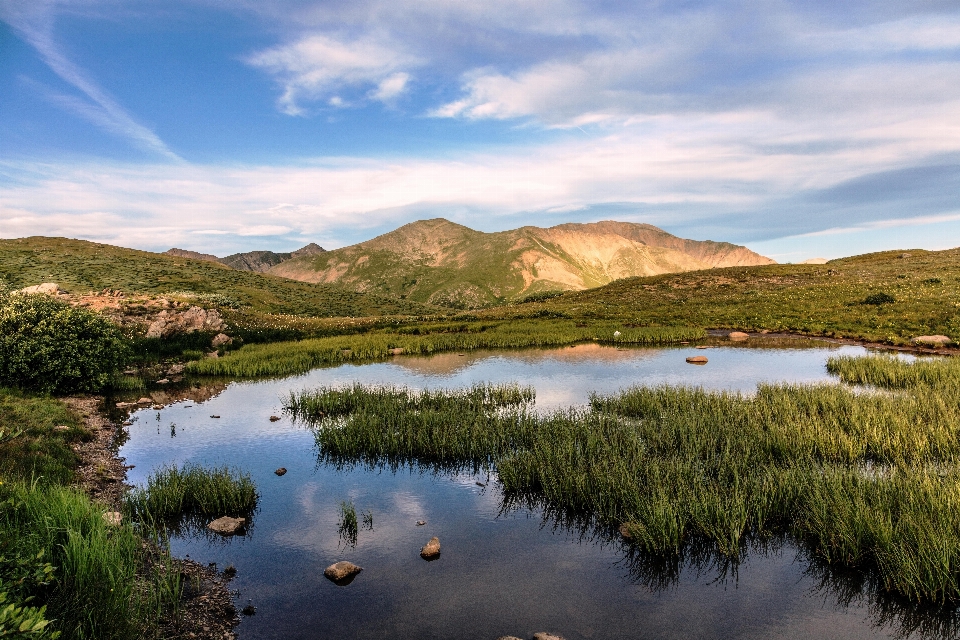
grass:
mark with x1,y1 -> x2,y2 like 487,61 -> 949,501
286,356 -> 960,604
484,248 -> 960,346
338,501 -> 358,547
188,320 -> 704,377
125,464 -> 259,529
0,389 -> 86,486
0,237 -> 433,318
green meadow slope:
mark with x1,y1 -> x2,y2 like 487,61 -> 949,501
268,218 -> 773,308
0,237 -> 432,317
500,248 -> 960,344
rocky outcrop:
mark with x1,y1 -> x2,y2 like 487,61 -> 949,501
146,306 -> 225,338
17,282 -> 63,295
211,333 -> 233,348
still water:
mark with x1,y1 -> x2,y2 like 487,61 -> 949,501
118,340 -> 954,639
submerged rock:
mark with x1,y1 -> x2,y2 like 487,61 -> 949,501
207,516 -> 246,536
420,536 -> 441,559
416,520 -> 426,526
324,561 -> 362,582
685,356 -> 708,364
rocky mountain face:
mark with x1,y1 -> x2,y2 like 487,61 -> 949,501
164,243 -> 325,273
267,218 -> 774,309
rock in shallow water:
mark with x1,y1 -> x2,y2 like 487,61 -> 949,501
274,467 -> 287,476
324,561 -> 362,582
420,536 -> 441,559
685,355 -> 708,364
207,516 -> 246,535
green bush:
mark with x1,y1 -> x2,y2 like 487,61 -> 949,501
0,293 -> 128,394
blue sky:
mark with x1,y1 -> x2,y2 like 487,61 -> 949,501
1,0 -> 960,261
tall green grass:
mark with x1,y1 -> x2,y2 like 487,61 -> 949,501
125,464 -> 259,529
287,355 -> 960,604
189,320 -> 704,377
0,482 -> 180,640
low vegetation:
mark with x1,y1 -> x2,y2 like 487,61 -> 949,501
188,320 -> 704,377
287,356 -> 960,604
125,464 -> 259,529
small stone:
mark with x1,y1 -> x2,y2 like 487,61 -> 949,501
223,565 -> 237,578
324,561 -> 362,582
211,333 -> 233,348
115,401 -> 136,408
497,637 -> 523,640
274,468 -> 287,476
152,404 -> 163,410
696,345 -> 710,349
123,369 -> 137,375
207,516 -> 246,535
156,378 -> 170,385
619,523 -> 633,539
420,536 -> 441,559
728,331 -> 750,340
269,415 -> 281,422
206,351 -> 219,359
241,604 -> 256,616
388,347 -> 405,355
103,511 -> 122,526
533,634 -> 566,640
137,397 -> 152,405
167,364 -> 185,375
122,421 -> 132,427
476,481 -> 486,487
210,415 -> 220,419
54,425 -> 69,431
416,520 -> 426,526
911,335 -> 951,347
686,355 -> 708,364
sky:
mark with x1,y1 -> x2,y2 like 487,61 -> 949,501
1,1 -> 960,262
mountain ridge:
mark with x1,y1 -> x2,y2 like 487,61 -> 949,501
164,243 -> 325,273
268,218 -> 774,308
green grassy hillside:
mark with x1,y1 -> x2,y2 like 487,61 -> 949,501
269,218 -> 773,309
0,237 -> 432,317
500,248 -> 960,345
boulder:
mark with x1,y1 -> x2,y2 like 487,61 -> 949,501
211,333 -> 233,348
102,511 -> 122,527
146,306 -> 226,339
685,356 -> 708,364
533,634 -> 566,640
911,335 -> 951,347
18,283 -> 61,295
420,536 -> 441,559
166,364 -> 185,375
728,331 -> 750,340
137,397 -> 153,405
324,561 -> 362,582
207,516 -> 246,535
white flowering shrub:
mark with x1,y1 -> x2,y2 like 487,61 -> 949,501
0,292 -> 128,394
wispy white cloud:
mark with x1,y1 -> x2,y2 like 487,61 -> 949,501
0,0 -> 180,160
247,34 -> 418,114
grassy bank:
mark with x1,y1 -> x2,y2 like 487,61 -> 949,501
188,320 -> 704,377
287,355 -> 960,604
487,248 -> 960,345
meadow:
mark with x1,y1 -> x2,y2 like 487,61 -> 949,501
286,354 -> 960,604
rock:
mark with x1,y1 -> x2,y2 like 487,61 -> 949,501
18,283 -> 61,295
210,415 -> 220,419
206,351 -> 219,359
146,306 -> 226,339
137,397 -> 153,405
269,415 -> 281,422
728,331 -> 750,340
324,561 -> 362,582
420,536 -> 441,559
696,345 -> 710,349
166,364 -> 185,375
152,404 -> 163,410
123,369 -> 137,375
686,356 -> 708,364
619,523 -> 633,539
211,333 -> 233,348
207,516 -> 246,535
54,425 -> 69,431
416,520 -> 426,526
476,481 -> 486,487
274,468 -> 287,476
388,347 -> 405,355
156,378 -> 170,385
103,511 -> 122,527
122,421 -> 132,427
242,604 -> 256,616
533,634 -> 566,640
115,401 -> 137,408
911,335 -> 951,347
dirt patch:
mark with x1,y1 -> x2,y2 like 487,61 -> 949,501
64,396 -> 240,640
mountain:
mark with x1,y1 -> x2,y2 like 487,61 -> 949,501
164,243 -> 326,273
1,237 -> 428,318
267,219 -> 774,309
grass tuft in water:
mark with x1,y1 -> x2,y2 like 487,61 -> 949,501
338,501 -> 358,547
125,464 -> 259,529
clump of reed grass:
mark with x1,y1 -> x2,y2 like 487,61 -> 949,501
338,501 -> 358,547
287,355 -> 960,604
188,320 -> 704,378
125,464 -> 259,528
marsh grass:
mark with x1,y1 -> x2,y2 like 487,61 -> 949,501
125,464 -> 259,530
287,356 -> 960,604
189,320 -> 704,377
338,501 -> 359,547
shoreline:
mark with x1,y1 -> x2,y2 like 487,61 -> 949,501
65,395 -> 241,640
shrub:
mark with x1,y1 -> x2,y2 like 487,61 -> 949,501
862,292 -> 895,305
0,293 -> 129,394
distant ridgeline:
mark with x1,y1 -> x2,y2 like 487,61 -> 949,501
164,243 -> 326,273
264,219 -> 774,309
